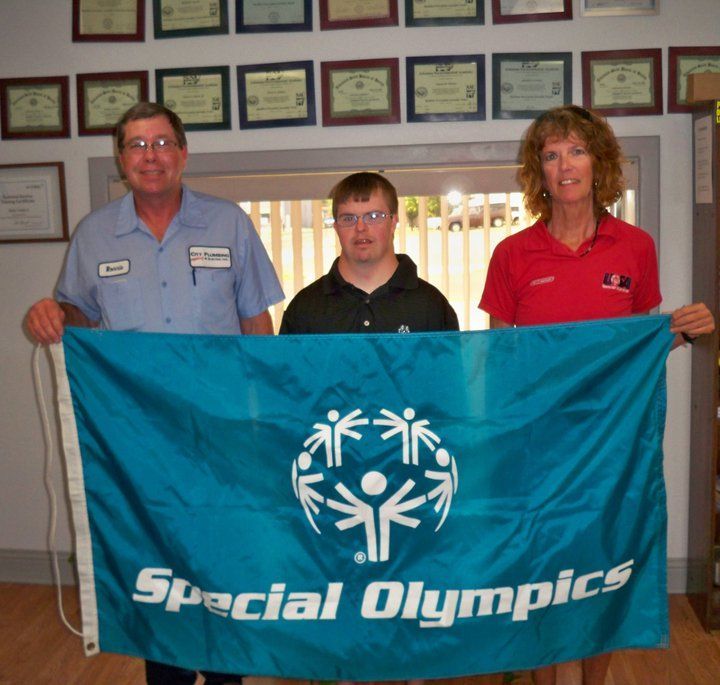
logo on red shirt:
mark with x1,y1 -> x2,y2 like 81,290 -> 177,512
602,273 -> 632,292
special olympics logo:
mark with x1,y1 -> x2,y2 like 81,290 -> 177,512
291,408 -> 459,563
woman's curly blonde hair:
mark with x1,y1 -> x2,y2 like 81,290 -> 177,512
518,105 -> 625,221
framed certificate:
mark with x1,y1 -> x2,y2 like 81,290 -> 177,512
237,61 -> 315,129
492,0 -> 571,24
320,0 -> 398,30
405,0 -> 484,27
580,0 -> 658,16
155,66 -> 231,131
321,58 -> 400,126
406,55 -> 485,122
492,53 -> 571,119
0,76 -> 70,140
236,0 -> 312,32
77,71 -> 148,135
72,0 -> 144,42
582,49 -> 662,116
0,163 -> 69,243
669,46 -> 720,113
153,0 -> 228,39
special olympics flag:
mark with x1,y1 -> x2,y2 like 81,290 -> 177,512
53,316 -> 673,678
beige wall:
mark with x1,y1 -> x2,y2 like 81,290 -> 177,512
1,1 -> 718,582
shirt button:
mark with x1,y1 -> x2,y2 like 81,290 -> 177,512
165,317 -> 171,323
363,320 -> 370,327
365,299 -> 370,304
158,246 -> 164,253
162,281 -> 167,288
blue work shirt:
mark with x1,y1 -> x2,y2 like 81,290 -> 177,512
56,186 -> 284,334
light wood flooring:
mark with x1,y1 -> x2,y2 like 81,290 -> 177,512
1,584 -> 719,684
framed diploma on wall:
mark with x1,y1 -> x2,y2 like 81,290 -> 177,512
72,0 -> 144,42
77,71 -> 149,135
0,76 -> 70,139
580,0 -> 658,17
491,0 -> 572,24
406,55 -> 485,122
237,61 -> 315,129
321,58 -> 400,126
320,0 -> 398,30
0,163 -> 69,243
669,46 -> 720,113
405,0 -> 484,27
492,53 -> 571,119
153,0 -> 228,39
236,0 -> 312,32
155,66 -> 231,131
582,49 -> 662,116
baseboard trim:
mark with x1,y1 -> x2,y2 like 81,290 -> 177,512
0,549 -> 77,585
1,549 -> 693,594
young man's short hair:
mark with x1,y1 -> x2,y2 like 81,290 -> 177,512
330,172 -> 399,218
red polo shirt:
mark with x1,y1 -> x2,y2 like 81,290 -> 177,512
479,214 -> 662,326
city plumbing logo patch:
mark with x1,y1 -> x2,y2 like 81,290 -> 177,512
291,407 -> 458,563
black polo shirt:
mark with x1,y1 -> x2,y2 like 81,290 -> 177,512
279,254 -> 459,334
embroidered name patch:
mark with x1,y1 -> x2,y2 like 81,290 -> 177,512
602,273 -> 632,292
189,246 -> 231,269
530,276 -> 555,287
98,260 -> 130,278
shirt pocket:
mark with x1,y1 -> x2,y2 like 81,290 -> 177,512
98,278 -> 145,331
191,268 -> 239,333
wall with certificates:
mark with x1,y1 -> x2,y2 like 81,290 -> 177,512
1,0 -> 720,572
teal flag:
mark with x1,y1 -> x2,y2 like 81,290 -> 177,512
53,316 -> 673,678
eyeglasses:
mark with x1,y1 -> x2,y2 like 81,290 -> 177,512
335,211 -> 393,228
122,138 -> 180,155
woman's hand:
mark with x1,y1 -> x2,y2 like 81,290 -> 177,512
669,302 -> 716,345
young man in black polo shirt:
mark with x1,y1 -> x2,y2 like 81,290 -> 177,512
280,172 -> 458,334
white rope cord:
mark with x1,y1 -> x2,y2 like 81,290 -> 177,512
32,343 -> 84,637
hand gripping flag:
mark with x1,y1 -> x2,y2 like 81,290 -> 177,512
52,315 -> 673,678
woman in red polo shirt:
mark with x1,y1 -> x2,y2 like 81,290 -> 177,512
480,104 -> 714,685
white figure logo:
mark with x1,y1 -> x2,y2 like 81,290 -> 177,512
291,408 -> 459,563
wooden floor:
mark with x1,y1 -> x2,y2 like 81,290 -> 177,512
1,584 -> 719,684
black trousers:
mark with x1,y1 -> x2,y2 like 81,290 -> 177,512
145,660 -> 243,685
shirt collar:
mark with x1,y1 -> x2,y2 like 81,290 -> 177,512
526,213 -> 616,254
322,253 -> 420,295
114,184 -> 206,237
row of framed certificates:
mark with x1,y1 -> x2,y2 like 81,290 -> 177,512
72,0 -> 660,42
1,47 -> 718,140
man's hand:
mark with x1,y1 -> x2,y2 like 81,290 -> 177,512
25,299 -> 97,344
25,298 -> 66,344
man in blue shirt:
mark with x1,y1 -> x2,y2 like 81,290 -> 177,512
26,102 -> 283,342
24,102 -> 283,685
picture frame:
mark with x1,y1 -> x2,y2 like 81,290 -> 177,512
0,76 -> 70,140
72,0 -> 145,42
153,0 -> 228,39
580,0 -> 658,17
321,58 -> 400,126
492,52 -> 571,120
582,49 -> 662,116
237,61 -> 316,129
155,66 -> 231,131
77,71 -> 149,136
405,0 -> 484,27
0,162 -> 69,244
668,46 -> 720,113
491,0 -> 571,25
319,0 -> 398,30
406,55 -> 485,122
236,0 -> 312,32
